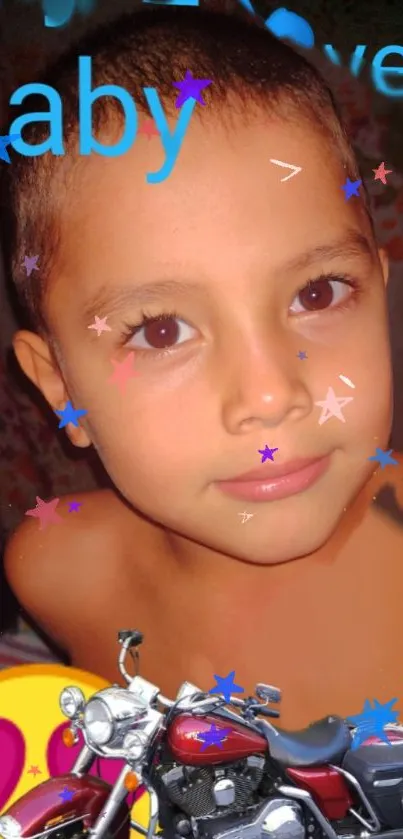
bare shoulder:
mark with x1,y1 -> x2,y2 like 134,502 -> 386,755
3,488 -> 130,650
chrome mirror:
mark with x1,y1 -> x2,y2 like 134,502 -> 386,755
255,683 -> 282,704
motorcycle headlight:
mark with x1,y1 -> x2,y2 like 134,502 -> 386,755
123,730 -> 149,761
0,816 -> 22,839
59,686 -> 86,719
83,687 -> 148,748
84,698 -> 114,746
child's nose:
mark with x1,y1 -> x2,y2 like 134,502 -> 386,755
220,344 -> 312,435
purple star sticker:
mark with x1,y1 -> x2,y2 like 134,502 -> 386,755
68,501 -> 82,513
197,723 -> 232,751
173,70 -> 212,108
22,255 -> 40,277
58,787 -> 75,803
258,445 -> 279,463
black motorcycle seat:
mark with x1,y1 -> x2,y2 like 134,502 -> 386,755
255,716 -> 352,768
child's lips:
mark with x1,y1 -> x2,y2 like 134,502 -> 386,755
215,455 -> 331,502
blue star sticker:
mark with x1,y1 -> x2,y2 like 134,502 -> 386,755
342,178 -> 362,200
0,134 -> 22,164
258,445 -> 279,463
208,671 -> 245,703
368,448 -> 398,470
297,351 -> 308,360
55,401 -> 88,429
58,787 -> 75,803
347,698 -> 399,750
197,723 -> 232,751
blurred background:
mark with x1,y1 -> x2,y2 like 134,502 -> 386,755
0,0 -> 403,659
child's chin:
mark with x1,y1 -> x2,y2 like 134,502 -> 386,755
223,517 -> 341,565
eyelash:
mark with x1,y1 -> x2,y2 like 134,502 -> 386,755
121,311 -> 182,361
120,273 -> 363,356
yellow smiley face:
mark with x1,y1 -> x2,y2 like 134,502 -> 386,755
0,664 -> 151,836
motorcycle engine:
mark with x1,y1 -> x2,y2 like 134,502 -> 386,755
158,757 -> 306,839
159,755 -> 265,819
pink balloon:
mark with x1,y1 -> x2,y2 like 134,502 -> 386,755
0,719 -> 26,811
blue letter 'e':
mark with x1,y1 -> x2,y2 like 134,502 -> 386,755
9,83 -> 64,156
372,46 -> 403,97
79,55 -> 137,156
43,0 -> 75,28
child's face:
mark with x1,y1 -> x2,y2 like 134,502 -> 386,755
16,108 -> 392,564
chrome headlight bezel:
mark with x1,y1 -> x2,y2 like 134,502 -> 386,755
84,697 -> 114,746
0,815 -> 22,839
59,686 -> 86,719
83,686 -> 148,748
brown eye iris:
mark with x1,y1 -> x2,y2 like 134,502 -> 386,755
143,316 -> 179,349
298,279 -> 335,311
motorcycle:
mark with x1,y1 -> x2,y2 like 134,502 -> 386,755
2,630 -> 403,839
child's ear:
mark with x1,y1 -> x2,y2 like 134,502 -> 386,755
378,248 -> 389,288
12,329 -> 91,449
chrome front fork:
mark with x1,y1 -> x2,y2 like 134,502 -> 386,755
88,764 -> 134,839
71,745 -> 96,776
80,761 -> 160,839
71,746 -> 161,839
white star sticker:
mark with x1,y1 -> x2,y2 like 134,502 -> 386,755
238,511 -> 254,523
315,386 -> 354,425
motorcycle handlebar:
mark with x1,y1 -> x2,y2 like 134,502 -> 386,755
118,638 -> 133,684
159,693 -> 281,718
256,705 -> 280,718
158,694 -> 175,708
159,693 -> 241,712
118,638 -> 281,719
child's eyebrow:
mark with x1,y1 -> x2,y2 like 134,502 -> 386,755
82,279 -> 207,324
280,228 -> 373,274
81,229 -> 373,323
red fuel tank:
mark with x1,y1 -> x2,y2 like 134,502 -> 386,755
167,713 -> 267,766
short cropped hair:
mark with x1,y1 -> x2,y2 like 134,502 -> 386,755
1,3 -> 364,337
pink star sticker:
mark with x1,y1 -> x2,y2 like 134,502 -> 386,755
108,352 -> 139,393
138,119 -> 160,140
25,496 -> 62,530
88,315 -> 112,337
373,162 -> 392,185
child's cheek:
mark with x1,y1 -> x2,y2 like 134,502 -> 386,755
294,314 -> 358,349
295,314 -> 392,422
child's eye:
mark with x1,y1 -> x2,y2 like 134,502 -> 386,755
125,313 -> 197,351
289,276 -> 356,315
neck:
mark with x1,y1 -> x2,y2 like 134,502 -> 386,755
164,468 -> 381,596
